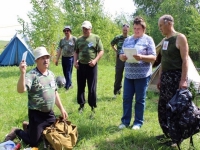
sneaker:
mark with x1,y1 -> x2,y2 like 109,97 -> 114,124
132,125 -> 140,130
112,94 -> 117,99
78,104 -> 84,114
118,124 -> 127,129
117,90 -> 121,95
68,85 -> 73,89
89,107 -> 95,119
78,107 -> 84,114
164,141 -> 178,147
4,127 -> 20,141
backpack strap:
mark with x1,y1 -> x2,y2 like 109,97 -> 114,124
177,143 -> 181,150
190,136 -> 194,147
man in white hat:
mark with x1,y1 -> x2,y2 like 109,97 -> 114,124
55,26 -> 77,91
4,46 -> 68,147
74,21 -> 104,117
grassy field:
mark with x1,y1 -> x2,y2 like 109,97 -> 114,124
0,40 -> 8,53
0,62 -> 200,150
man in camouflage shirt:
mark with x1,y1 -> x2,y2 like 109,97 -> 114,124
5,47 -> 68,147
74,21 -> 104,115
111,24 -> 130,98
55,26 -> 77,90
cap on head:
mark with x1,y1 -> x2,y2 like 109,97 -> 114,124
63,26 -> 71,32
33,47 -> 50,60
81,21 -> 92,29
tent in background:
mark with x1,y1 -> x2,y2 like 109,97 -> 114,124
0,33 -> 35,66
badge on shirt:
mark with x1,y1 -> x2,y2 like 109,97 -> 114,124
69,42 -> 73,45
162,41 -> 169,50
50,81 -> 56,88
88,42 -> 93,47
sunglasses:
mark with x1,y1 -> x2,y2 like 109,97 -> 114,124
134,18 -> 144,24
163,17 -> 173,22
64,30 -> 70,32
123,24 -> 130,28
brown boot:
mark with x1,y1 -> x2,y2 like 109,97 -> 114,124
4,127 -> 20,141
22,121 -> 29,132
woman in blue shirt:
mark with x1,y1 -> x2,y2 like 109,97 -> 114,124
118,17 -> 156,130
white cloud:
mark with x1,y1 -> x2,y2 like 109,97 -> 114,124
0,0 -> 31,40
103,0 -> 136,17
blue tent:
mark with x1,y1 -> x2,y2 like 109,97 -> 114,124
0,33 -> 35,66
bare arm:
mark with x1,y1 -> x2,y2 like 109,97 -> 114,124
55,91 -> 68,119
17,61 -> 27,93
176,33 -> 189,89
133,54 -> 156,63
89,50 -> 104,67
111,45 -> 117,52
74,52 -> 79,69
55,48 -> 62,66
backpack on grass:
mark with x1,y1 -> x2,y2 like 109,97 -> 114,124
166,89 -> 200,150
43,117 -> 78,150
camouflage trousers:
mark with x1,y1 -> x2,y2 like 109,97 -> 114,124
158,70 -> 181,137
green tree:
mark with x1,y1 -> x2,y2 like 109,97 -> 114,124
17,0 -> 133,63
18,0 -> 65,55
63,0 -> 125,63
133,0 -> 200,57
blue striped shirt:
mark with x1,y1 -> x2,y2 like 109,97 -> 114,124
120,34 -> 156,79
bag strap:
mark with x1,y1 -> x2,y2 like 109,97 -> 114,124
190,136 -> 194,147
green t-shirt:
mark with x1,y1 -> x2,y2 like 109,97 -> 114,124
25,68 -> 57,112
59,36 -> 77,57
111,35 -> 128,54
75,33 -> 104,64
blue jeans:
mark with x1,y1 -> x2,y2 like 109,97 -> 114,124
62,56 -> 74,89
121,76 -> 150,127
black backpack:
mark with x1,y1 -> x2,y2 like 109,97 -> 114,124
166,89 -> 200,150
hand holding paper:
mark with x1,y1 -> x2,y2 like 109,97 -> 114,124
22,51 -> 28,62
123,47 -> 138,63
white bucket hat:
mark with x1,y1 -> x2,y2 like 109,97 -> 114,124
33,47 -> 50,60
81,21 -> 92,29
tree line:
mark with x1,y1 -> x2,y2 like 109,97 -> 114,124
17,0 -> 200,64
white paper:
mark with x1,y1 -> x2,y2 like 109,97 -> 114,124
22,51 -> 28,62
123,47 -> 138,63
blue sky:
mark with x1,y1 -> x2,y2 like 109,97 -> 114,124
0,0 -> 135,40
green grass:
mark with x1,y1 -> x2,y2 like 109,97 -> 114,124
1,63 -> 200,150
0,40 -> 8,53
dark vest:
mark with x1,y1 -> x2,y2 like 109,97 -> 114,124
161,34 -> 182,71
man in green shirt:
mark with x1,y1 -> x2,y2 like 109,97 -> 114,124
111,24 -> 130,98
74,21 -> 104,115
55,26 -> 77,90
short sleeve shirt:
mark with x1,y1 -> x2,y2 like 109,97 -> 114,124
111,35 -> 127,54
59,36 -> 77,57
75,33 -> 104,64
121,34 -> 156,79
25,68 -> 57,112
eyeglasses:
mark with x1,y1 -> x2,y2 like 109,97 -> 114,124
64,30 -> 70,32
123,24 -> 130,28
